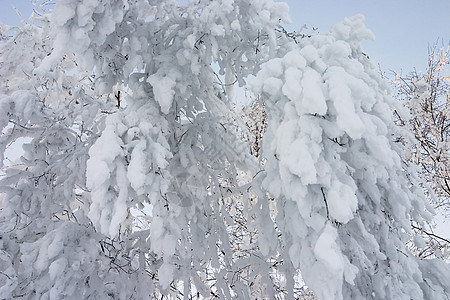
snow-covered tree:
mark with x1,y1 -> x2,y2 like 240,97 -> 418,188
393,44 -> 449,212
392,44 -> 449,260
1,1 -> 449,299
250,15 -> 450,299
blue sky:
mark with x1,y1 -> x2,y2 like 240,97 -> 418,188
0,0 -> 449,73
283,0 -> 450,74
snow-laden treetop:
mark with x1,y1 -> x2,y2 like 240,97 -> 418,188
0,0 -> 449,299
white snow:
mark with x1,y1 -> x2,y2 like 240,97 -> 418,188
301,68 -> 327,115
47,235 -> 63,260
283,50 -> 307,70
326,69 -> 366,139
49,257 -> 68,281
52,1 -> 76,26
281,67 -> 302,102
413,234 -> 427,249
2,1 -> 449,299
184,34 -> 196,49
262,77 -> 283,96
76,1 -> 95,27
127,140 -> 148,195
147,74 -> 176,114
158,262 -> 175,290
230,20 -> 240,31
109,163 -> 129,237
331,14 -> 375,42
86,116 -> 124,236
313,223 -> 345,299
299,45 -> 319,64
327,179 -> 358,224
264,58 -> 284,77
211,24 -> 225,36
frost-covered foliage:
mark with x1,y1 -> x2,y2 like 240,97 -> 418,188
240,98 -> 267,158
393,45 -> 449,213
392,44 -> 449,261
0,1 -> 449,299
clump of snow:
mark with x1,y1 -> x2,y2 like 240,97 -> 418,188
230,19 -> 240,30
313,223 -> 345,298
127,140 -> 147,195
147,74 -> 177,114
265,57 -> 284,77
327,180 -> 358,224
49,257 -> 68,281
282,67 -> 302,102
413,235 -> 427,249
301,68 -> 327,115
331,14 -> 375,42
283,50 -> 307,70
211,24 -> 225,36
51,1 -> 76,26
326,68 -> 366,139
262,77 -> 283,96
86,115 -> 125,236
299,45 -> 318,64
158,262 -> 175,290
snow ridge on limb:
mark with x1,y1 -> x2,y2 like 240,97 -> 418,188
252,14 -> 449,300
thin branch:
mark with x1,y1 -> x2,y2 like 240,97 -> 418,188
412,224 -> 450,244
321,187 -> 330,220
